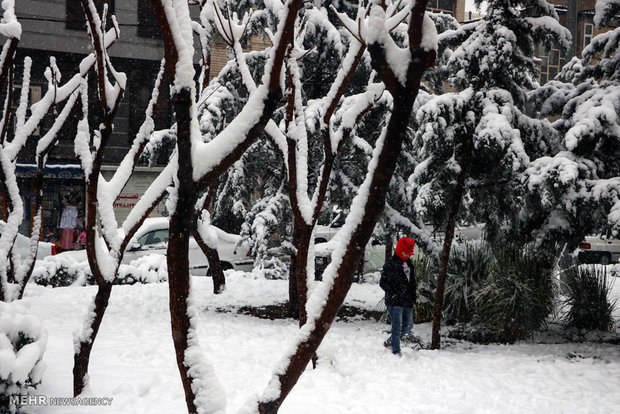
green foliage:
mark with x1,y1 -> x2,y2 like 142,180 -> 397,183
413,255 -> 436,324
444,243 -> 492,324
443,243 -> 555,343
560,265 -> 617,332
474,245 -> 555,342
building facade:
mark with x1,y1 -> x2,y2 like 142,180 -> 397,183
3,0 -> 466,246
537,0 -> 619,84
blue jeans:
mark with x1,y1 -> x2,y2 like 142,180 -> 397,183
386,305 -> 414,354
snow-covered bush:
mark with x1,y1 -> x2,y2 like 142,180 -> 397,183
0,301 -> 47,413
251,257 -> 289,280
32,256 -> 93,287
474,245 -> 555,342
32,255 -> 168,287
116,255 -> 168,284
560,265 -> 617,332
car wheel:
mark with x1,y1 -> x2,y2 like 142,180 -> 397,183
600,253 -> 611,265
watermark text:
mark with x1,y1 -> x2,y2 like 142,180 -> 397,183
10,395 -> 113,407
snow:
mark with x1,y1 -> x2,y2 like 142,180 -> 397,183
0,0 -> 21,39
16,270 -> 620,413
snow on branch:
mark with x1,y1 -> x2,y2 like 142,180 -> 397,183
594,0 -> 620,28
0,1 -> 21,39
192,0 -> 302,185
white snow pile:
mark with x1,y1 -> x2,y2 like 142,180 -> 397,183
0,300 -> 47,411
14,269 -> 620,413
32,254 -> 168,286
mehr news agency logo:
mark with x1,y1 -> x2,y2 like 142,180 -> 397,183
10,395 -> 113,408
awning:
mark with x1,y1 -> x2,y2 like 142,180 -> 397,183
15,163 -> 85,179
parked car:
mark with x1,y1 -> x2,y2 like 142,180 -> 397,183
0,220 -> 56,260
577,229 -> 620,265
50,218 -> 253,275
314,213 -> 346,244
314,238 -> 389,280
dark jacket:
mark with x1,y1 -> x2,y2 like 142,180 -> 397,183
379,254 -> 416,307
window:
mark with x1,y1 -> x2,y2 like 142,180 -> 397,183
583,23 -> 594,49
66,0 -> 115,31
12,85 -> 42,136
537,44 -> 565,85
138,0 -> 161,38
427,0 -> 454,14
137,229 -> 169,248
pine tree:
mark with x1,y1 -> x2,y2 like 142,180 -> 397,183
524,0 -> 620,249
408,0 -> 569,349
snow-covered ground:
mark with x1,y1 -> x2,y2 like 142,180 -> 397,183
19,271 -> 620,414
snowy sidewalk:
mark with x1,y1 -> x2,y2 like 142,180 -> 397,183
20,272 -> 620,414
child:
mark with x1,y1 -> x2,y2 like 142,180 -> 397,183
77,229 -> 87,249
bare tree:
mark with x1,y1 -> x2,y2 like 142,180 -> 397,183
152,0 -> 301,410
0,3 -> 107,303
70,1 -> 175,395
257,0 -> 436,410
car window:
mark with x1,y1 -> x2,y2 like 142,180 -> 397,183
137,229 -> 169,247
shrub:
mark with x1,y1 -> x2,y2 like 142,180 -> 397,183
0,301 -> 47,414
32,254 -> 168,287
413,255 -> 436,323
444,242 -> 492,324
252,257 -> 289,280
32,256 -> 92,287
560,264 -> 616,332
474,245 -> 555,342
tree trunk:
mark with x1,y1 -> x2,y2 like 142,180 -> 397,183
430,137 -> 471,350
294,225 -> 312,326
191,207 -> 226,294
385,233 -> 393,263
258,84 -> 422,413
287,251 -> 300,319
168,87 -> 200,413
73,282 -> 112,396
205,245 -> 225,294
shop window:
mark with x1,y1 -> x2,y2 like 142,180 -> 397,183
138,0 -> 161,38
584,23 -> 594,49
66,0 -> 115,31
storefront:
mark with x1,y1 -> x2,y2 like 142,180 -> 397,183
1,164 -> 167,250
13,163 -> 86,247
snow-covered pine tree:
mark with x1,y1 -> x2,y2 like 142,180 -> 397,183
524,0 -> 620,251
408,0 -> 570,349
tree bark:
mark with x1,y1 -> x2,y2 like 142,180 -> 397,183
430,135 -> 472,350
73,282 -> 112,396
385,233 -> 393,263
191,184 -> 227,295
294,224 -> 312,326
430,175 -> 464,350
191,216 -> 225,293
168,87 -> 200,413
258,86 -> 424,414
